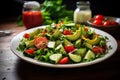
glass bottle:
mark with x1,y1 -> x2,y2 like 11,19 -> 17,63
74,1 -> 92,25
22,1 -> 43,29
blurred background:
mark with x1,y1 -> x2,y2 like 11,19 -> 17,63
0,0 -> 120,21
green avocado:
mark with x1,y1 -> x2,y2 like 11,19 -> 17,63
82,34 -> 101,45
84,42 -> 93,50
52,29 -> 61,38
66,29 -> 81,41
29,29 -> 40,39
74,39 -> 82,48
25,40 -> 34,48
63,39 -> 72,46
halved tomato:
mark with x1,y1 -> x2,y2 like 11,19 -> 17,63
34,37 -> 48,49
93,46 -> 106,54
25,49 -> 34,55
59,57 -> 69,64
64,45 -> 75,53
63,29 -> 72,35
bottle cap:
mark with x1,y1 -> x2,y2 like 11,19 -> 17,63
76,1 -> 90,6
23,1 -> 40,9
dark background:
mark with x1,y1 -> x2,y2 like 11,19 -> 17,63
0,0 -> 120,20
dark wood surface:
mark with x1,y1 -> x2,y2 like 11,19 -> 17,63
0,18 -> 120,80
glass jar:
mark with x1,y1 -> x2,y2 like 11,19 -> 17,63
74,1 -> 92,24
22,1 -> 43,29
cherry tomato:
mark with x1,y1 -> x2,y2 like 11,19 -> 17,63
103,20 -> 111,26
93,19 -> 103,25
64,45 -> 75,53
93,47 -> 100,53
63,29 -> 72,35
111,21 -> 118,26
102,45 -> 107,50
93,46 -> 105,54
94,14 -> 104,20
34,37 -> 48,49
25,49 -> 34,55
24,33 -> 30,38
84,27 -> 89,31
59,57 -> 69,64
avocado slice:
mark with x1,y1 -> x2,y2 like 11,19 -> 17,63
66,29 -> 81,41
52,29 -> 61,38
84,42 -> 93,50
74,39 -> 82,48
82,34 -> 100,45
25,40 -> 34,48
63,39 -> 72,46
29,29 -> 40,39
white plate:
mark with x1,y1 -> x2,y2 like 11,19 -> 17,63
10,26 -> 118,68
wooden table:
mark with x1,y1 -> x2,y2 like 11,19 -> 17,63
0,18 -> 120,80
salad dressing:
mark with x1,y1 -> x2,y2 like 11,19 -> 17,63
22,1 -> 43,29
74,1 -> 92,24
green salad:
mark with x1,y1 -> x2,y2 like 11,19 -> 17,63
17,22 -> 111,64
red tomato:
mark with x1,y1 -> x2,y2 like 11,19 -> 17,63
102,45 -> 107,50
93,19 -> 103,25
63,29 -> 72,35
59,57 -> 69,64
25,49 -> 34,55
84,27 -> 89,31
110,21 -> 118,26
22,11 -> 43,29
103,20 -> 111,26
93,47 -> 100,53
93,46 -> 105,54
94,14 -> 104,20
24,33 -> 30,38
64,45 -> 75,53
34,37 -> 48,49
60,22 -> 64,25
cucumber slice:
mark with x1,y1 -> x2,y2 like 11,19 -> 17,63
74,48 -> 87,57
69,53 -> 81,62
84,50 -> 95,60
47,41 -> 55,48
55,44 -> 62,51
49,54 -> 62,63
65,23 -> 75,27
